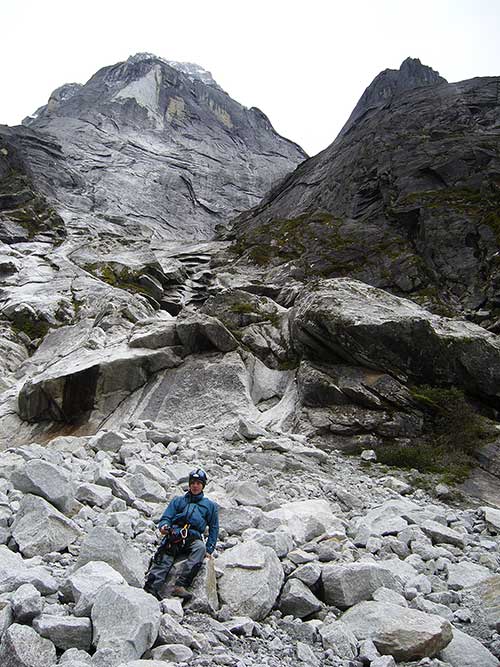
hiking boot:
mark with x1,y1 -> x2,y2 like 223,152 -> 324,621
171,585 -> 192,601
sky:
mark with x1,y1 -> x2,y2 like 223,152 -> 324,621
1,0 -> 499,156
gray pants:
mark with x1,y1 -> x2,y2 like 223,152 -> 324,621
145,538 -> 206,593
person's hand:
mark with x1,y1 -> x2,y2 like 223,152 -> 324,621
159,526 -> 169,535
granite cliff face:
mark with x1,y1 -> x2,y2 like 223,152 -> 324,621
230,59 -> 500,323
14,52 -> 306,242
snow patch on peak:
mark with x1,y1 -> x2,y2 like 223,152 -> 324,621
127,53 -> 221,89
166,61 -> 219,88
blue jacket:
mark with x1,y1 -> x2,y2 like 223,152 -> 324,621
158,491 -> 219,554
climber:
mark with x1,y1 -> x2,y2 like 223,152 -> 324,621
144,468 -> 219,601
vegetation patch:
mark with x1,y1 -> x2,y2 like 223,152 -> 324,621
84,263 -> 157,300
11,313 -> 51,341
229,302 -> 255,315
397,186 -> 500,244
375,385 -> 496,483
0,169 -> 66,244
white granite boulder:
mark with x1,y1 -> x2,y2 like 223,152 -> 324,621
278,578 -> 322,619
91,583 -> 160,663
447,561 -> 495,590
11,583 -> 44,623
439,627 -> 498,667
62,561 -> 127,616
11,459 -> 74,513
0,623 -> 57,666
75,527 -> 145,587
319,620 -> 358,659
33,615 -> 92,652
0,545 -> 58,594
261,499 -> 344,544
226,480 -> 270,507
11,494 -> 80,557
322,561 -> 403,609
216,540 -> 284,620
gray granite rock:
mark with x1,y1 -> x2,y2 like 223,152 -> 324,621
75,527 -> 145,587
262,499 -> 345,544
91,584 -> 160,663
150,643 -> 193,662
322,561 -> 403,609
0,545 -> 58,595
63,561 -> 127,616
11,459 -> 73,513
278,578 -> 322,619
439,627 -> 498,667
291,278 -> 500,406
11,494 -> 80,557
157,613 -> 193,646
0,623 -> 57,666
33,615 -> 92,651
216,540 -> 284,620
319,620 -> 358,658
11,583 -> 43,623
447,561 -> 494,590
341,601 -> 453,661
75,483 -> 113,508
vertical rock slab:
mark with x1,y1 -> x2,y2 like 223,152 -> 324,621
91,584 -> 160,663
216,540 -> 284,620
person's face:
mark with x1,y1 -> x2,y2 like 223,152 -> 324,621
189,480 -> 203,494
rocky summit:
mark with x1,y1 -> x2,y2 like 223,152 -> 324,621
0,54 -> 500,667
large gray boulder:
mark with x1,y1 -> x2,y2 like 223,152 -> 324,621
0,545 -> 58,595
278,578 -> 322,618
176,311 -> 238,354
11,494 -> 80,557
0,623 -> 57,667
439,628 -> 498,667
291,278 -> 500,405
75,527 -> 145,587
322,561 -> 403,609
261,499 -> 344,544
216,540 -> 284,620
10,583 -> 43,623
226,481 -> 270,508
102,351 -> 262,430
341,601 -> 453,661
62,561 -> 127,616
17,344 -> 181,424
11,459 -> 73,513
319,620 -> 358,659
446,561 -> 495,590
91,584 -> 160,663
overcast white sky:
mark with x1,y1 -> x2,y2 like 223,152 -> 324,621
1,0 -> 499,155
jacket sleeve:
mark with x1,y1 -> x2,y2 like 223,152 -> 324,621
205,502 -> 219,554
158,497 -> 179,530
